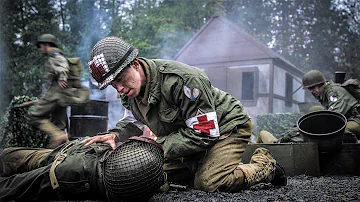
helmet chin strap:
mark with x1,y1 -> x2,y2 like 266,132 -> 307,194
98,46 -> 135,83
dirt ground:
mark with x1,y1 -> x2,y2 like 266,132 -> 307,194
150,175 -> 360,202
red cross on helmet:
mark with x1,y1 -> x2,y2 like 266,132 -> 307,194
88,37 -> 139,90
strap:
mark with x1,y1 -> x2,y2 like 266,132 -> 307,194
49,143 -> 74,190
129,136 -> 163,150
98,46 -> 134,83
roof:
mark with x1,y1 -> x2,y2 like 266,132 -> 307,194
173,14 -> 301,74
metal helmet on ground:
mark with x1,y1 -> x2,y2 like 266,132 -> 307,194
302,70 -> 326,89
103,137 -> 165,201
306,105 -> 326,114
36,34 -> 58,48
88,37 -> 139,90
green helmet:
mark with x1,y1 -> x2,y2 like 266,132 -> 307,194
306,105 -> 326,114
88,37 -> 139,90
302,70 -> 326,89
36,34 -> 58,48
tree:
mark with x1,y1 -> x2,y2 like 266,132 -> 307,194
0,0 -> 58,103
110,0 -> 222,58
224,0 -> 360,80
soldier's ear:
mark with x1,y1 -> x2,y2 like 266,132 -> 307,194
133,59 -> 140,70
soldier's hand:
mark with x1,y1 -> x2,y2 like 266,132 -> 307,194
58,80 -> 68,88
83,133 -> 118,150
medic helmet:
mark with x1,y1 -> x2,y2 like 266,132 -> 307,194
88,37 -> 139,90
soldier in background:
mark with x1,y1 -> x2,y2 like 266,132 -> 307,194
256,105 -> 326,144
27,34 -> 89,148
83,36 -> 287,193
302,70 -> 360,143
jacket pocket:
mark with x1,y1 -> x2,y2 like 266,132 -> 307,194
158,107 -> 180,123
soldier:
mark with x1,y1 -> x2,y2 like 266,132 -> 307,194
27,34 -> 89,148
256,105 -> 326,144
302,70 -> 360,143
0,136 -> 165,201
83,36 -> 287,193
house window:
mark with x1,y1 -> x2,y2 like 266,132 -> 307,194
227,66 -> 259,106
285,73 -> 293,107
242,72 -> 255,100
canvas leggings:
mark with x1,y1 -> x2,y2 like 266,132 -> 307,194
164,120 -> 253,192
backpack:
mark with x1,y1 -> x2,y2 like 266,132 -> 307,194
67,57 -> 82,80
341,78 -> 360,101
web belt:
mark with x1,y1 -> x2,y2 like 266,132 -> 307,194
49,142 -> 75,190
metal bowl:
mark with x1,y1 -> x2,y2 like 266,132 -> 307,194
297,110 -> 346,153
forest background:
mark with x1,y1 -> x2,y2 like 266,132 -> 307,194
0,0 -> 359,117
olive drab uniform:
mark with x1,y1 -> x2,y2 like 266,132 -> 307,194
0,141 -> 110,201
112,58 -> 276,192
0,133 -> 164,201
318,82 -> 360,142
27,48 -> 90,145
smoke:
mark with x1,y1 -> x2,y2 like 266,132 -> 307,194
73,5 -> 124,130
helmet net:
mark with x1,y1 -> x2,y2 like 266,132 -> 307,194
104,139 -> 164,201
88,37 -> 138,90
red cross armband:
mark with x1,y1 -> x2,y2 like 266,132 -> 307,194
185,111 -> 220,137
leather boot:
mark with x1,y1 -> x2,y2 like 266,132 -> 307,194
236,148 -> 287,187
38,119 -> 69,148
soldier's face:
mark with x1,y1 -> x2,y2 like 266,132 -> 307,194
308,85 -> 324,99
38,44 -> 47,54
111,61 -> 146,98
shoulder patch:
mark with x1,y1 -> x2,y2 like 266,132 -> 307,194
184,85 -> 200,101
329,95 -> 338,102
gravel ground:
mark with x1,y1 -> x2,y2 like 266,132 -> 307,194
150,175 -> 360,202
38,175 -> 359,202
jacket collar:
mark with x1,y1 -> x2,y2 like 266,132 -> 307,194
138,57 -> 161,106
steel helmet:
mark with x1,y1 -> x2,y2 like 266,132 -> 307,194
306,105 -> 326,113
302,70 -> 326,89
88,37 -> 139,90
103,137 -> 165,201
36,34 -> 58,48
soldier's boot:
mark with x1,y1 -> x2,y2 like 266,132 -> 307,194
38,120 -> 69,149
256,130 -> 278,143
236,148 -> 287,187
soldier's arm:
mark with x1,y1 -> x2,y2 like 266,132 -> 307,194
48,54 -> 70,82
84,109 -> 144,150
326,86 -> 357,115
158,74 -> 220,160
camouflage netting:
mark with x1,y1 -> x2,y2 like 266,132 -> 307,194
0,95 -> 49,149
256,113 -> 303,139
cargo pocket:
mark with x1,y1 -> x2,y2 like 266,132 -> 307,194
158,107 -> 180,123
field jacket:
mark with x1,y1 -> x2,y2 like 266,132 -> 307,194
112,58 -> 250,160
319,82 -> 360,123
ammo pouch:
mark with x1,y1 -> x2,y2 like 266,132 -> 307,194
66,58 -> 82,88
67,58 -> 81,81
